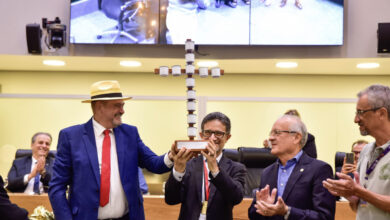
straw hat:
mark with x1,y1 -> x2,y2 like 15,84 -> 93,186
82,80 -> 132,103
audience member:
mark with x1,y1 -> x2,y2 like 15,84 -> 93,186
7,132 -> 54,194
263,109 -> 317,158
49,80 -> 174,220
340,140 -> 368,175
0,175 -> 28,220
323,84 -> 390,220
165,112 -> 246,220
249,114 -> 335,220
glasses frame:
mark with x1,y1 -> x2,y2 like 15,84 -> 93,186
269,129 -> 297,136
355,107 -> 382,117
202,130 -> 226,138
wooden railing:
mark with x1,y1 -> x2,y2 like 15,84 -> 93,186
9,194 -> 356,220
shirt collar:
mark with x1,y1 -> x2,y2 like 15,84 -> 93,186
277,150 -> 303,167
32,157 -> 38,164
92,118 -> 112,135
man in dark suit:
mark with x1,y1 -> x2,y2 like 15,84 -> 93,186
49,80 -> 173,220
249,114 -> 335,220
165,112 -> 246,220
0,175 -> 28,220
263,109 -> 317,158
7,132 -> 54,194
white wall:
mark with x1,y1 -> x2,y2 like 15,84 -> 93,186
0,0 -> 390,58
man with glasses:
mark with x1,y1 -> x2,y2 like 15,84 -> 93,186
248,114 -> 335,220
7,132 -> 54,194
323,84 -> 390,220
165,112 -> 246,220
340,140 -> 368,176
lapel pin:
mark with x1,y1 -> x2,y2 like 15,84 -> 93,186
300,168 -> 304,172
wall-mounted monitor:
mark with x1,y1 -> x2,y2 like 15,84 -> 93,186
69,0 -> 343,45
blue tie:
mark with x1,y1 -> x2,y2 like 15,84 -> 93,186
33,174 -> 40,194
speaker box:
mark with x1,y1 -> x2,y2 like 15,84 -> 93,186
26,24 -> 42,54
378,23 -> 390,53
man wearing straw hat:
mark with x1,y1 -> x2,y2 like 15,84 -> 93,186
49,80 -> 174,220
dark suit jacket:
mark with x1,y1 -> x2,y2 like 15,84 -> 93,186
0,175 -> 28,220
165,155 -> 246,220
303,133 -> 317,159
248,152 -> 335,220
48,118 -> 171,220
7,155 -> 54,193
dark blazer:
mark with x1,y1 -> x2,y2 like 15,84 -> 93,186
248,152 -> 335,220
7,155 -> 54,193
0,175 -> 28,220
48,118 -> 171,220
165,155 -> 246,220
303,133 -> 317,159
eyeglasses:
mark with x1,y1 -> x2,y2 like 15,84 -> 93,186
202,130 -> 226,138
355,107 -> 382,116
269,130 -> 297,136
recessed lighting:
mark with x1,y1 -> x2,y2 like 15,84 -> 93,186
120,61 -> 141,67
197,61 -> 218,67
43,60 -> 65,66
276,62 -> 298,68
356,63 -> 380,69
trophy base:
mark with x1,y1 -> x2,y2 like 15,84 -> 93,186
175,140 -> 208,152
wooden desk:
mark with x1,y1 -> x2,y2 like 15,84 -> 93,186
143,197 -> 356,220
9,193 -> 52,214
9,194 -> 356,220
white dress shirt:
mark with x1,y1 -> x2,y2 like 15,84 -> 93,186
23,157 -> 44,194
93,119 -> 128,219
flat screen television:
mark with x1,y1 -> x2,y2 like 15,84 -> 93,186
69,0 -> 343,45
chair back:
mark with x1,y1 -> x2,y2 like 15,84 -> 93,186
101,0 -> 124,20
223,147 -> 277,197
15,149 -> 57,159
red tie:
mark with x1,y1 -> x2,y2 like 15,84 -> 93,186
100,129 -> 111,207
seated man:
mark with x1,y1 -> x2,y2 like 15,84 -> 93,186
7,132 -> 54,194
248,115 -> 335,220
0,175 -> 28,220
165,112 -> 246,220
340,140 -> 368,176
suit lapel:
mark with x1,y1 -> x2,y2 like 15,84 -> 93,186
113,127 -> 125,182
282,153 -> 310,200
208,156 -> 228,206
268,164 -> 279,190
195,157 -> 204,203
82,119 -> 100,185
26,157 -> 32,175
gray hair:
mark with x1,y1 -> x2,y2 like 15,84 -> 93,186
358,84 -> 390,119
31,132 -> 52,144
280,115 -> 308,148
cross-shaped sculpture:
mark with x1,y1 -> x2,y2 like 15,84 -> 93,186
154,39 -> 224,146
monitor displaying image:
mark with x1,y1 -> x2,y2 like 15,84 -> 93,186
69,0 -> 343,45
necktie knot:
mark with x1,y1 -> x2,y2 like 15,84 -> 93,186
103,129 -> 110,136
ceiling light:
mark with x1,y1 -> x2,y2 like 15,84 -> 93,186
276,62 -> 298,68
120,60 -> 141,67
356,62 -> 380,69
43,60 -> 65,66
197,61 -> 218,67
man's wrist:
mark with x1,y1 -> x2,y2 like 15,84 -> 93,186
283,206 -> 291,220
